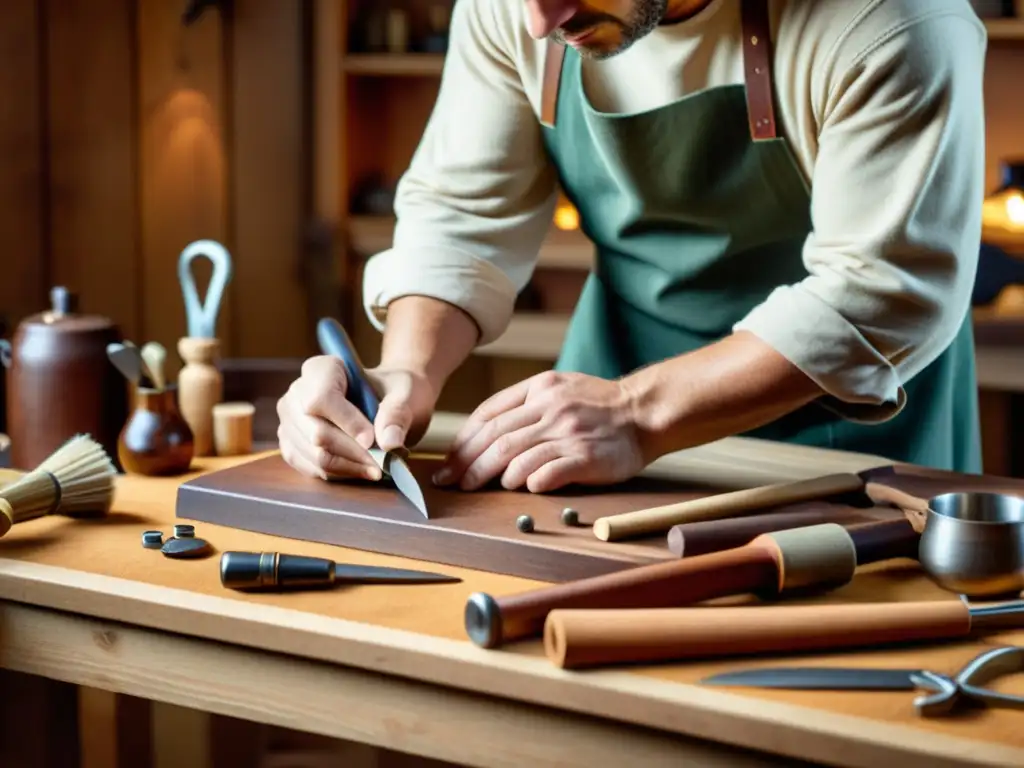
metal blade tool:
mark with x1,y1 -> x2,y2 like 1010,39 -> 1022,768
316,317 -> 429,517
220,551 -> 460,590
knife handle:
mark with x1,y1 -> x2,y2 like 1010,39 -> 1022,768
317,317 -> 380,422
220,551 -> 335,590
465,539 -> 781,649
543,600 -> 972,670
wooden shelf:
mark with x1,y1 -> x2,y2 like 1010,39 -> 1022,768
347,215 -> 594,270
985,19 -> 1024,40
342,54 -> 444,76
475,313 -> 570,360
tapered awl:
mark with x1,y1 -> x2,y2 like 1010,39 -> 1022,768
317,317 -> 429,518
219,551 -> 460,590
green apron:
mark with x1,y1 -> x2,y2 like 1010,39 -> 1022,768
538,0 -> 981,473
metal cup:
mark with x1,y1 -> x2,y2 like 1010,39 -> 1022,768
918,492 -> 1024,597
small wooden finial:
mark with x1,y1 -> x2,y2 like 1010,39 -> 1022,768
213,401 -> 256,456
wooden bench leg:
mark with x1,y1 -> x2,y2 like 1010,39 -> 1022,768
0,669 -> 79,768
79,688 -> 152,768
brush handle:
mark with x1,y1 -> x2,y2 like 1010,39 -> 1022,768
592,473 -> 865,541
543,600 -> 972,670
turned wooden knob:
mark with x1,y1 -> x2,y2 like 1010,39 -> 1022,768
213,401 -> 255,456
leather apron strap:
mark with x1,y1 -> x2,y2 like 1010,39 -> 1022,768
540,0 -> 777,141
540,40 -> 566,127
740,0 -> 777,140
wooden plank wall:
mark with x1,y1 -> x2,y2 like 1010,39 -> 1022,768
0,0 -> 316,383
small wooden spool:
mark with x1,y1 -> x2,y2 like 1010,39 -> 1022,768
212,401 -> 255,456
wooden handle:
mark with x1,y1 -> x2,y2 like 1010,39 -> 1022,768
466,522 -> 861,649
543,600 -> 972,669
863,482 -> 930,532
845,517 -> 921,564
464,542 -> 782,648
0,499 -> 12,537
666,504 -> 889,558
593,473 -> 865,542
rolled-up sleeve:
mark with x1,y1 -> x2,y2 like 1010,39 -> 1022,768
362,0 -> 556,345
733,12 -> 987,423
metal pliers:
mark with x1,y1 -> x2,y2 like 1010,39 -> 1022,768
911,646 -> 1024,717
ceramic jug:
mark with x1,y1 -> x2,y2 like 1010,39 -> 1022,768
118,385 -> 194,476
0,287 -> 128,470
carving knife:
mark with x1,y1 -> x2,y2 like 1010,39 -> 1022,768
316,317 -> 429,518
219,551 -> 460,590
701,667 -> 937,691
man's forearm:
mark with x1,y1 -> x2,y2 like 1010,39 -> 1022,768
621,330 -> 825,462
378,295 -> 481,391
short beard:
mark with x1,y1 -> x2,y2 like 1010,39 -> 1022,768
551,0 -> 668,59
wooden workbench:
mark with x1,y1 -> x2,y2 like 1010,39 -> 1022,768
0,415 -> 1022,768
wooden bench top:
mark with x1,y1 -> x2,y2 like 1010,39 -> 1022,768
0,423 -> 1022,768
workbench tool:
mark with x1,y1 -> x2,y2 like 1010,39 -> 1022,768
178,240 -> 231,456
219,551 -> 460,590
543,595 -> 1024,670
898,490 -> 1024,598
702,642 -> 1024,717
0,434 -> 117,536
316,317 -> 428,518
464,518 -> 918,649
178,239 -> 232,339
593,472 -> 866,541
140,341 -> 167,390
666,505 -> 897,558
107,341 -> 155,390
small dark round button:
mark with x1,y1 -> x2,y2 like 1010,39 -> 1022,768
161,537 -> 212,559
141,530 -> 164,549
173,524 -> 195,538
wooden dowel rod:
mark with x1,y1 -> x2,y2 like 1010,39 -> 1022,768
593,473 -> 866,542
544,600 -> 971,670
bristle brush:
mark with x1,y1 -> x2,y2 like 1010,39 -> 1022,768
0,434 -> 118,537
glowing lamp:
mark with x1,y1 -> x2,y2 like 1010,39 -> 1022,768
553,199 -> 579,231
983,160 -> 1024,235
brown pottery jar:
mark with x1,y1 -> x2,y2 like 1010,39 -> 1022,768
0,287 -> 128,471
118,385 -> 195,476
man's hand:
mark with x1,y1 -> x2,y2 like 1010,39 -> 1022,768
433,371 -> 646,493
278,294 -> 482,482
277,356 -> 438,481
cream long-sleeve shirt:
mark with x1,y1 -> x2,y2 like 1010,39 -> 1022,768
362,0 -> 987,422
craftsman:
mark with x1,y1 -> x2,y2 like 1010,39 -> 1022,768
278,0 -> 987,492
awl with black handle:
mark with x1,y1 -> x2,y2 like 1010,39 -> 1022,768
316,317 -> 429,518
220,551 -> 461,591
